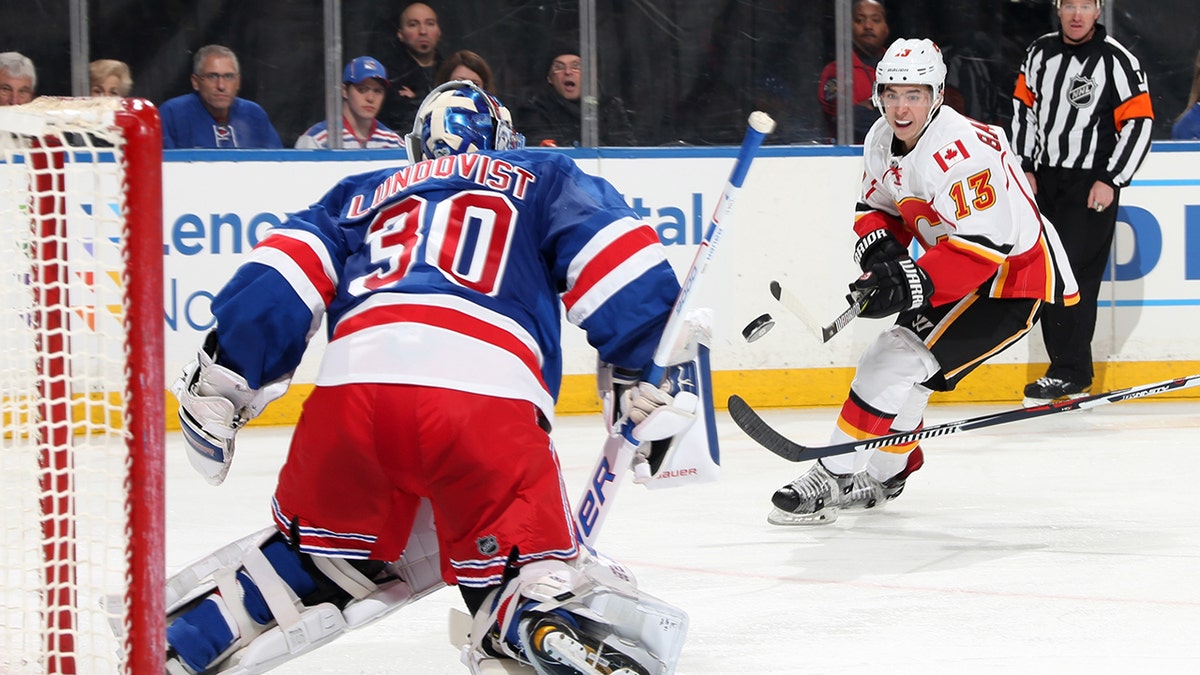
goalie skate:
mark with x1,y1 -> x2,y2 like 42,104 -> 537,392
522,613 -> 649,675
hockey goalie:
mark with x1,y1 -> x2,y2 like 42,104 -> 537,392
165,80 -> 696,674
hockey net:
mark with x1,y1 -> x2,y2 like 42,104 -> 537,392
0,98 -> 164,674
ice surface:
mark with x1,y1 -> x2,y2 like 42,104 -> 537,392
167,400 -> 1200,673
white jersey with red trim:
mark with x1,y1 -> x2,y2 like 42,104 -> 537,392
858,105 -> 1078,307
208,149 -> 681,425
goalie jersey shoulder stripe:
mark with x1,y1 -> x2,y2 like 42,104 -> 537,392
210,149 -> 680,405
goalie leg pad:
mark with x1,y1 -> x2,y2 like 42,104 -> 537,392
464,551 -> 687,675
166,501 -> 446,673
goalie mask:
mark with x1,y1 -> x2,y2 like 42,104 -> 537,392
872,38 -> 947,133
406,80 -> 524,163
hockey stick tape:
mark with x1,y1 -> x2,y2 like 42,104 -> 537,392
742,313 -> 775,343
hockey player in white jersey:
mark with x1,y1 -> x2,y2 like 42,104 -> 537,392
165,81 -> 692,674
769,39 -> 1079,525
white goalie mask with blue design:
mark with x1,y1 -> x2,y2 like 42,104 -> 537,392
406,80 -> 525,163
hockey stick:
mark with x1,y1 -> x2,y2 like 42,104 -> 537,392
820,288 -> 872,343
769,280 -> 872,343
574,111 -> 776,548
728,373 -> 1200,463
768,280 -> 821,340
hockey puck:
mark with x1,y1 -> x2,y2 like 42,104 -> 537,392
742,313 -> 775,343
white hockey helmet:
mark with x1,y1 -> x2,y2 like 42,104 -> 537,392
1056,0 -> 1102,8
872,38 -> 947,112
406,80 -> 524,163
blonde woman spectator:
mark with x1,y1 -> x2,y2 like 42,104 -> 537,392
89,59 -> 133,97
0,51 -> 36,106
435,50 -> 493,91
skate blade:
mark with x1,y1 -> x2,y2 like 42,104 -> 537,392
1022,391 -> 1091,408
766,506 -> 838,526
530,622 -> 647,675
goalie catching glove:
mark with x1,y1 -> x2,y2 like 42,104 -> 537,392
851,257 -> 933,319
172,332 -> 290,485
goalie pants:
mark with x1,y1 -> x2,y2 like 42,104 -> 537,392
272,383 -> 579,589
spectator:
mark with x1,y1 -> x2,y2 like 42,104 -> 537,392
1011,0 -> 1153,403
296,56 -> 403,149
159,45 -> 283,149
435,49 -> 493,91
0,52 -> 36,106
1173,49 -> 1200,140
817,0 -> 889,143
518,51 -> 636,147
378,1 -> 443,132
89,59 -> 133,97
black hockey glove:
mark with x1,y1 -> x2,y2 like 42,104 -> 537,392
853,228 -> 907,271
850,258 -> 933,319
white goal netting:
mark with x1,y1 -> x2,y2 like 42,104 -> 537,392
0,97 -> 163,675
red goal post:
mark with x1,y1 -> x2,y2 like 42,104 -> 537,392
0,97 -> 164,674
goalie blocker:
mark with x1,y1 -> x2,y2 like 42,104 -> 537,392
597,310 -> 720,489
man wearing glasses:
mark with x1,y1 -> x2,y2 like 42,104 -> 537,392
160,44 -> 283,149
517,49 -> 636,147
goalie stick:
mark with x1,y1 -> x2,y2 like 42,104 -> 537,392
574,111 -> 776,548
728,373 -> 1200,463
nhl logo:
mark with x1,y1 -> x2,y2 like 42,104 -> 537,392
476,535 -> 499,556
1067,75 -> 1097,109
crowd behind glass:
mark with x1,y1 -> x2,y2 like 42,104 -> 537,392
1,0 -> 1196,147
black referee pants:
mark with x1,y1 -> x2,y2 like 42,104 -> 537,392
1033,167 -> 1120,386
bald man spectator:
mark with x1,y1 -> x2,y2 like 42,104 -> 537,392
378,2 -> 444,132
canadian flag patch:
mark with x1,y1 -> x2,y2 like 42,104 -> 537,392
933,139 -> 970,172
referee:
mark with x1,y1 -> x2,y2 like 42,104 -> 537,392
1011,0 -> 1153,404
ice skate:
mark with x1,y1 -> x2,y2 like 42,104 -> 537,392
522,612 -> 650,675
835,470 -> 886,512
768,462 -> 841,525
1023,376 -> 1090,406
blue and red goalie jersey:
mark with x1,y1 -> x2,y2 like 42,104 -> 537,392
209,149 -> 681,425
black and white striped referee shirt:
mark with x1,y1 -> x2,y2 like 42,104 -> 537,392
1011,23 -> 1154,188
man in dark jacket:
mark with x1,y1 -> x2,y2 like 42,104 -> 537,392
518,52 -> 636,147
378,2 -> 443,132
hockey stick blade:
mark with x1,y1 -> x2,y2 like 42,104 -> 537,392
768,280 -> 822,340
728,373 -> 1200,463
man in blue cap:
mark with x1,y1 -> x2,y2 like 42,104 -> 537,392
296,56 -> 404,149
